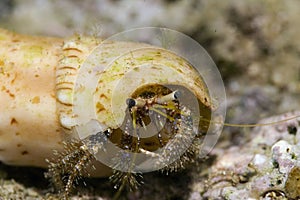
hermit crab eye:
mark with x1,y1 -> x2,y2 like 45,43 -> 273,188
126,98 -> 137,109
69,27 -> 226,173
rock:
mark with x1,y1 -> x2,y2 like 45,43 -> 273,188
191,111 -> 300,199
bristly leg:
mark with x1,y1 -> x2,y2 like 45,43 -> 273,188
108,150 -> 144,200
110,170 -> 144,191
110,170 -> 144,200
109,149 -> 144,193
154,105 -> 201,174
45,139 -> 95,199
160,139 -> 201,174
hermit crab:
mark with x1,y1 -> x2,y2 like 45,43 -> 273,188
0,27 -> 226,197
19,26 -> 300,199
1,27 -> 300,199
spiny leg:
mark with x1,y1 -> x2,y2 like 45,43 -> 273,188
45,141 -> 92,198
45,140 -> 85,193
153,106 -> 200,173
110,170 -> 144,200
62,145 -> 94,199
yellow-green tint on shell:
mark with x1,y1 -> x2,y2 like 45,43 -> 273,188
94,47 -> 211,129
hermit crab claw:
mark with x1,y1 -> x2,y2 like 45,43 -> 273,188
57,27 -> 226,173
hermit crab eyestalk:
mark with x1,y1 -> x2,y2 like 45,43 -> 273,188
126,98 -> 146,109
61,27 -> 226,173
